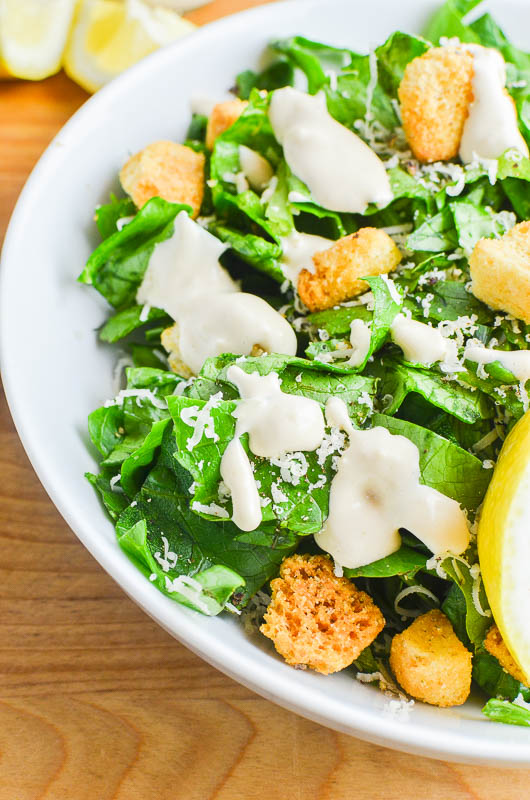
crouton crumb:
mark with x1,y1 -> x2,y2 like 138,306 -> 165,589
484,624 -> 528,685
398,46 -> 474,163
260,554 -> 385,675
297,227 -> 402,312
161,324 -> 193,378
469,221 -> 530,323
206,99 -> 248,150
389,609 -> 472,707
120,140 -> 205,218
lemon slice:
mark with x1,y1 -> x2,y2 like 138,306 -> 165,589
0,0 -> 76,80
63,0 -> 195,93
478,409 -> 530,685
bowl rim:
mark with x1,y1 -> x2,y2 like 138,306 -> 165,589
2,0 -> 530,766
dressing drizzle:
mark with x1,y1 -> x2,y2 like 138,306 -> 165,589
314,398 -> 470,569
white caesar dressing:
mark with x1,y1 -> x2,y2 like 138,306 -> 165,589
238,145 -> 274,192
136,210 -> 297,371
460,46 -> 529,163
315,398 -> 470,569
177,293 -> 297,375
390,314 -> 449,366
279,229 -> 334,284
268,87 -> 393,214
137,210 -> 236,319
464,343 -> 530,385
220,366 -> 326,531
348,319 -> 371,367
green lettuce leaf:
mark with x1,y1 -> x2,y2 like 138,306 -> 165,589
423,0 -> 482,45
236,59 -> 294,100
372,357 -> 490,423
99,305 -> 171,343
115,428 -> 297,606
306,275 -> 402,370
482,699 -> 530,726
95,195 -> 137,240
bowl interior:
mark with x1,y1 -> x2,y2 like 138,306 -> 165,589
2,0 -> 530,765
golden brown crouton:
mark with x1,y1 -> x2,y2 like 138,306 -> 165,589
297,227 -> 402,312
120,141 -> 205,218
469,221 -> 530,323
205,99 -> 248,150
484,624 -> 528,685
389,610 -> 472,707
160,324 -> 193,379
398,46 -> 474,163
260,554 -> 385,675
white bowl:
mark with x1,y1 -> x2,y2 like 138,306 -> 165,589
2,0 -> 530,766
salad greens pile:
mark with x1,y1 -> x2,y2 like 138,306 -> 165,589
80,0 -> 530,725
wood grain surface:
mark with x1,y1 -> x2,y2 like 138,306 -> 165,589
1,2 -> 529,797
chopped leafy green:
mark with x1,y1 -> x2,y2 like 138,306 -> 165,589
407,207 -> 459,253
423,0 -> 482,45
482,699 -> 530,727
115,428 -> 297,607
95,195 -> 137,240
236,59 -> 294,100
372,357 -> 490,424
375,32 -> 429,97
306,275 -> 402,370
99,305 -> 171,343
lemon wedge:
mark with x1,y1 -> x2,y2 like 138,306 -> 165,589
0,0 -> 76,80
478,409 -> 530,685
63,0 -> 195,93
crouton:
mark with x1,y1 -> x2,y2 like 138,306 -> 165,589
389,610 -> 472,707
260,554 -> 385,675
398,46 -> 474,163
484,624 -> 528,685
161,324 -> 193,379
469,221 -> 530,323
120,141 -> 205,218
297,227 -> 402,312
206,99 -> 248,150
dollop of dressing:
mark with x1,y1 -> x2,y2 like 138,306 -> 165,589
315,398 -> 470,569
137,210 -> 235,318
460,46 -> 529,163
220,366 -> 326,531
238,145 -> 274,192
390,314 -> 449,366
348,319 -> 371,367
464,343 -> 530,385
269,87 -> 393,214
178,293 -> 297,374
279,229 -> 335,284
136,211 -> 296,371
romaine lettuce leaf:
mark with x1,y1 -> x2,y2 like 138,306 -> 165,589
482,699 -> 530,726
306,275 -> 402,370
371,357 -> 490,423
116,428 -> 297,607
99,304 -> 171,343
95,195 -> 137,240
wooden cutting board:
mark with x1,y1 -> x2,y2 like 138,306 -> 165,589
0,2 -> 528,796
